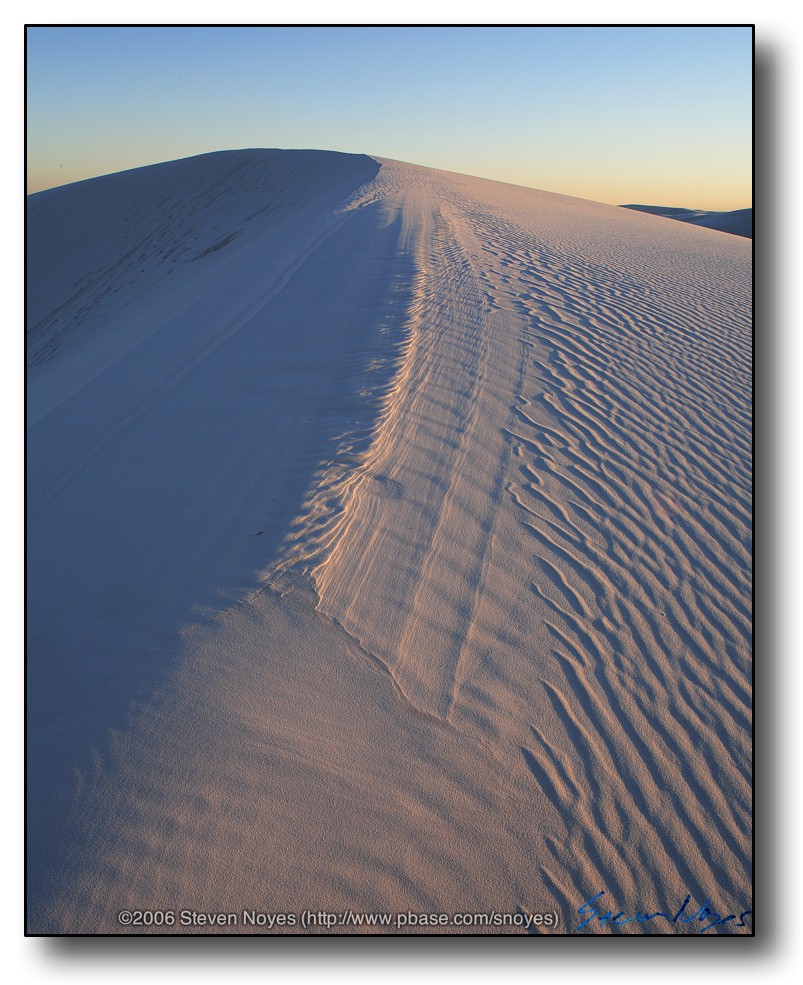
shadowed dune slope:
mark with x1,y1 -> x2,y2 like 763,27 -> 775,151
27,151 -> 752,934
687,208 -> 752,238
621,203 -> 752,239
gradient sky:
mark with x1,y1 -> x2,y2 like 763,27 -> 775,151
26,26 -> 752,209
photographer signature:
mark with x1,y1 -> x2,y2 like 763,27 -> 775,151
577,890 -> 752,934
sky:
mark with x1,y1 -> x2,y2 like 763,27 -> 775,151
27,24 -> 752,212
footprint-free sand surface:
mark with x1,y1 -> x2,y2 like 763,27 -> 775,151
27,150 -> 752,934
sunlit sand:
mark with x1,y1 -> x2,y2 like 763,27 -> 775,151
27,150 -> 752,934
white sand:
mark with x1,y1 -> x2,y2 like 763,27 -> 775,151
686,208 -> 752,238
27,150 -> 752,934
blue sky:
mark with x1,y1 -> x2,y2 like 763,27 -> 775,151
26,26 -> 752,209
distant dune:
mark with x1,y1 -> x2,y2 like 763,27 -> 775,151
686,208 -> 753,238
620,204 -> 695,217
621,203 -> 753,238
28,150 -> 752,934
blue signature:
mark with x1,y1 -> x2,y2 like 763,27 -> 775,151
577,891 -> 752,934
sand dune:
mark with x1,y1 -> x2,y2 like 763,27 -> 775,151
686,208 -> 752,238
27,150 -> 752,934
621,203 -> 753,239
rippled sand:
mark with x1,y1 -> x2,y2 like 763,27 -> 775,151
27,150 -> 752,934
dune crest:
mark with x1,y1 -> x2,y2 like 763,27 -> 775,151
27,151 -> 752,933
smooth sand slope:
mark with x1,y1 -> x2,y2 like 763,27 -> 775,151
27,150 -> 752,934
686,208 -> 752,238
621,204 -> 753,239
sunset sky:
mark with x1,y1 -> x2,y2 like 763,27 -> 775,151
26,25 -> 752,210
